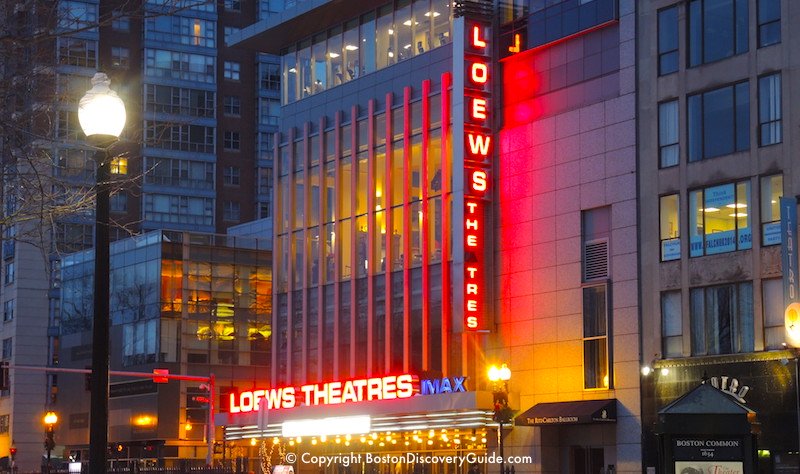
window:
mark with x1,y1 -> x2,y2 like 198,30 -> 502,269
224,27 -> 240,42
0,415 -> 8,433
688,82 -> 749,162
111,158 -> 128,175
112,10 -> 130,31
4,263 -> 14,285
224,96 -> 241,116
224,61 -> 241,81
225,0 -> 241,11
758,0 -> 781,47
691,282 -> 753,355
661,291 -> 682,357
224,201 -> 241,221
660,194 -> 680,261
688,0 -> 749,67
659,100 -> 679,167
145,16 -> 216,48
762,278 -> 785,349
689,180 -> 752,257
144,121 -> 215,153
582,207 -> 610,281
3,300 -> 13,322
259,98 -> 280,125
58,38 -> 98,67
110,192 -> 128,212
224,166 -> 240,186
144,85 -> 215,118
224,131 -> 241,150
658,6 -> 679,75
260,63 -> 281,91
258,132 -> 275,160
58,1 -> 98,31
760,174 -> 782,246
111,46 -> 130,69
1,338 -> 11,359
583,285 -> 609,389
144,157 -> 214,189
759,73 -> 782,146
259,202 -> 271,219
145,49 -> 215,84
144,194 -> 214,226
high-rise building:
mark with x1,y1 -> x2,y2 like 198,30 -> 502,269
638,0 -> 800,472
0,0 -> 278,470
222,0 -> 641,472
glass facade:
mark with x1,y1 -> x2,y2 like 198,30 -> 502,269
61,231 -> 272,368
274,80 -> 452,384
281,0 -> 452,103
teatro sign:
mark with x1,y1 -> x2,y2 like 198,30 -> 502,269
228,374 -> 468,414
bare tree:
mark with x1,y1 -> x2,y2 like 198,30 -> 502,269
0,0 -> 215,254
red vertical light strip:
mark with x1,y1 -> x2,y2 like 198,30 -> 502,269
384,92 -> 393,372
366,99 -> 375,376
421,79 -> 431,370
271,130 -> 281,386
332,112 -> 341,380
316,116 -> 326,382
402,87 -> 412,373
285,127 -> 296,385
301,122 -> 310,383
440,72 -> 452,376
350,105 -> 358,378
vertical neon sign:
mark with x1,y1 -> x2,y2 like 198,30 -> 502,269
463,21 -> 492,331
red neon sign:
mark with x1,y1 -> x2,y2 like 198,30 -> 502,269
228,374 -> 419,414
463,19 -> 492,331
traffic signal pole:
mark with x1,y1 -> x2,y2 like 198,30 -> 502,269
5,365 -> 216,466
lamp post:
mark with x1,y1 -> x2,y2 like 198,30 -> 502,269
78,72 -> 126,474
43,411 -> 58,474
488,364 -> 512,474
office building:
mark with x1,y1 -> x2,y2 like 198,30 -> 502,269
223,0 -> 641,472
57,230 -> 271,465
637,0 -> 799,472
0,0 -> 278,470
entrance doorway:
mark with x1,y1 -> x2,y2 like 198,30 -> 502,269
570,446 -> 604,474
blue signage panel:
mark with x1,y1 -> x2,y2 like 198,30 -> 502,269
780,197 -> 798,308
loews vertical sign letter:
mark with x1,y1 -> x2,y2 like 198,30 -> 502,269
463,20 -> 492,331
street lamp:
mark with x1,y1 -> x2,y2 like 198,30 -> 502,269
488,363 -> 512,474
43,411 -> 58,474
79,72 -> 126,474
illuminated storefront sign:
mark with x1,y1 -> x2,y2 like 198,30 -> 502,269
463,20 -> 492,331
227,374 -> 469,414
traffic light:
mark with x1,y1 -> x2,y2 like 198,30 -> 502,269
9,446 -> 16,458
0,362 -> 9,391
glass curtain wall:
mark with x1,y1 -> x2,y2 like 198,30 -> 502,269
274,78 -> 451,384
281,0 -> 452,104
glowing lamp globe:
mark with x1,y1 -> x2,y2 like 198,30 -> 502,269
78,73 -> 126,140
43,411 -> 58,426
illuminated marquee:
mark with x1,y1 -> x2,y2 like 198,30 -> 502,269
227,374 -> 469,414
463,20 -> 492,331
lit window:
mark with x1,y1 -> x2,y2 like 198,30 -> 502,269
660,194 -> 680,261
690,282 -> 753,355
110,157 -> 128,175
689,180 -> 751,257
760,174 -> 782,246
583,285 -> 609,389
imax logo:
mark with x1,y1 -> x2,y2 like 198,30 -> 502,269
420,377 -> 467,395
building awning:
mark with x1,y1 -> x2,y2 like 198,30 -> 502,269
515,399 -> 617,426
